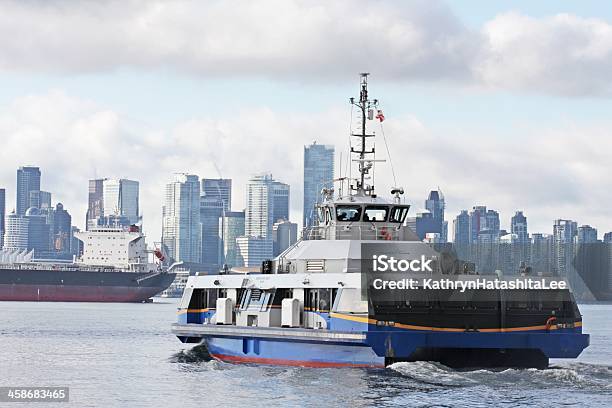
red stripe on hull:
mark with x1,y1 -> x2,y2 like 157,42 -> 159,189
0,284 -> 161,302
210,353 -> 385,368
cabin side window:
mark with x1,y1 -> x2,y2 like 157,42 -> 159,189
364,206 -> 389,222
390,206 -> 409,223
336,205 -> 362,222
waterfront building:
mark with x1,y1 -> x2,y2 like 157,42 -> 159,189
303,142 -> 334,229
162,174 -> 201,264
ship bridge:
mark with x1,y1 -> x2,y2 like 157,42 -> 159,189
304,195 -> 417,242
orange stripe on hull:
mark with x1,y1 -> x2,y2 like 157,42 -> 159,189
331,312 -> 582,333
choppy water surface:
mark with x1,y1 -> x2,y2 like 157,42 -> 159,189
1,301 -> 610,407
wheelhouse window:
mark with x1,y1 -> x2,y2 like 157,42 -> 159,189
390,206 -> 410,223
336,205 -> 362,222
364,206 -> 388,222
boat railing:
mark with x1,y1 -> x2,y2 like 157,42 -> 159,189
0,262 -> 153,273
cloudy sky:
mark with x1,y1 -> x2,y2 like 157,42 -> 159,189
1,0 -> 611,240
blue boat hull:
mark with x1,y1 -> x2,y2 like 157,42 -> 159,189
176,325 -> 588,369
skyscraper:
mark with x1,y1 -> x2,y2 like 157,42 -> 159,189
245,174 -> 290,239
102,179 -> 139,225
469,206 -> 487,243
201,179 -> 232,212
162,174 -> 201,264
577,225 -> 598,243
200,196 -> 224,272
0,188 -> 5,248
453,210 -> 470,244
272,219 -> 298,256
553,219 -> 578,277
16,166 -> 41,215
86,179 -> 105,230
511,211 -> 529,243
3,211 -> 29,251
53,203 -> 72,253
220,211 -> 245,268
421,189 -> 447,242
29,190 -> 51,210
303,142 -> 334,229
26,208 -> 51,256
236,236 -> 273,268
604,232 -> 612,244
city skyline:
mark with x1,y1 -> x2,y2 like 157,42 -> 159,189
2,163 -> 610,247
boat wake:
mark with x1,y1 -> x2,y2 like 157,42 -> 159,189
169,344 -> 213,364
388,361 -> 612,392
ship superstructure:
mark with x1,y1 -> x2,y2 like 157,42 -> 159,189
172,74 -> 589,368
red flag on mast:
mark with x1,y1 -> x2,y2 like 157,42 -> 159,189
375,109 -> 385,122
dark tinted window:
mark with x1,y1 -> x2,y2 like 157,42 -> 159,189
336,205 -> 362,222
390,206 -> 409,223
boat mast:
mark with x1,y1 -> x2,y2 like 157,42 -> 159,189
349,73 -> 379,197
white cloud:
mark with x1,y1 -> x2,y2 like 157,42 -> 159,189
479,12 -> 612,96
1,1 -> 611,96
1,90 -> 611,242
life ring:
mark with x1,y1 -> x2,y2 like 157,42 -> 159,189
545,316 -> 557,330
380,227 -> 393,240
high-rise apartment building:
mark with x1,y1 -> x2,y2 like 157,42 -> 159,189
511,211 -> 529,243
553,219 -> 578,277
245,174 -> 290,240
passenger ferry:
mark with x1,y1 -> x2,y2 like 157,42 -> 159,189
172,74 -> 589,368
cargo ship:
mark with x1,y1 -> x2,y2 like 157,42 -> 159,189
172,74 -> 589,368
0,226 -> 175,302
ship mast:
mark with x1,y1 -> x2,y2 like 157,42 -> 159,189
349,73 -> 381,197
